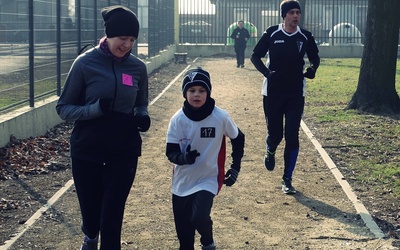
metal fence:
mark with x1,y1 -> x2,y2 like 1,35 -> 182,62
0,0 -> 174,113
0,0 -> 376,113
179,0 -> 368,46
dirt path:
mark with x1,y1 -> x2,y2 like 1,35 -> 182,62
4,57 -> 397,250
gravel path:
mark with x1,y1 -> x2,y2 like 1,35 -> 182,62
1,57 -> 397,250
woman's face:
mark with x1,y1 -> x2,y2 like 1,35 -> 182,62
186,85 -> 207,108
107,36 -> 136,58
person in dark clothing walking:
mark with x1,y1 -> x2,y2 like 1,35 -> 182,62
56,5 -> 150,250
230,20 -> 250,68
250,0 -> 320,194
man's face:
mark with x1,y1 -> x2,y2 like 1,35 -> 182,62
238,22 -> 244,29
284,8 -> 301,28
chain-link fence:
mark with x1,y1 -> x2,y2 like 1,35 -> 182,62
179,0 -> 369,46
0,0 -> 176,113
0,0 -> 382,113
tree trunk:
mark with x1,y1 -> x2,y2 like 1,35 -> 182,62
347,0 -> 400,114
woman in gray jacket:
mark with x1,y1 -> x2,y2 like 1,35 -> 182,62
56,5 -> 150,250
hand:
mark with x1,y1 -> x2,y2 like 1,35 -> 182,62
303,67 -> 316,79
183,144 -> 200,164
135,114 -> 151,132
99,98 -> 113,115
224,168 -> 239,186
264,70 -> 276,82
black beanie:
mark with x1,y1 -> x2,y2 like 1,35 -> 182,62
281,0 -> 301,19
101,5 -> 139,38
182,67 -> 212,98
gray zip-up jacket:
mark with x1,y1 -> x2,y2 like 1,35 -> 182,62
56,46 -> 148,162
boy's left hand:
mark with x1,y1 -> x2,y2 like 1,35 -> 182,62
224,168 -> 239,186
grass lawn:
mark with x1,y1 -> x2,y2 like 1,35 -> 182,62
304,58 -> 400,197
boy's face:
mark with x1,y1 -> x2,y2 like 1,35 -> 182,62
186,85 -> 207,108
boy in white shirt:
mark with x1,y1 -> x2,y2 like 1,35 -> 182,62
166,67 -> 245,250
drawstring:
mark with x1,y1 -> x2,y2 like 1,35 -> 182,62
78,43 -> 95,55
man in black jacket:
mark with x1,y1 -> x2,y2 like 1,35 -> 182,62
251,0 -> 320,195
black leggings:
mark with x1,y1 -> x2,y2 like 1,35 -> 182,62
72,156 -> 138,250
263,95 -> 304,178
234,46 -> 246,65
173,191 -> 215,250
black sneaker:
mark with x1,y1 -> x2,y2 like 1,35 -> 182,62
240,64 -> 245,68
202,241 -> 216,250
264,150 -> 275,171
80,235 -> 98,250
282,178 -> 296,194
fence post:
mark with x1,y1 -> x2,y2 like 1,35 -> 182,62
76,0 -> 81,55
29,0 -> 34,107
57,0 -> 61,96
94,0 -> 98,45
174,0 -> 179,45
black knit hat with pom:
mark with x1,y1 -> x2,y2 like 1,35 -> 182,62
182,67 -> 212,98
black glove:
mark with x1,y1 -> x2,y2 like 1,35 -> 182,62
135,114 -> 151,132
264,70 -> 278,82
303,67 -> 316,79
263,70 -> 273,79
99,98 -> 113,115
183,144 -> 200,164
224,168 -> 239,186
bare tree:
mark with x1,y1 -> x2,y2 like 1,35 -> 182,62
347,0 -> 400,114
